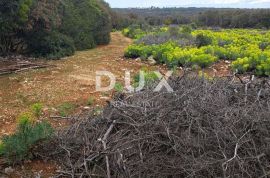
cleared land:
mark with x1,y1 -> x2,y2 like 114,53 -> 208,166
0,32 -> 158,137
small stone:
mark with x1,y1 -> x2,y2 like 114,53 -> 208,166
147,56 -> 156,65
100,97 -> 110,100
83,106 -> 91,110
135,58 -> 141,62
4,167 -> 14,175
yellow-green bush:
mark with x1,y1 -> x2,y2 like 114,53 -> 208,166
125,27 -> 270,76
30,103 -> 43,118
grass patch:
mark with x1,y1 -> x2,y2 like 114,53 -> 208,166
87,97 -> 95,106
114,82 -> 124,93
58,102 -> 75,117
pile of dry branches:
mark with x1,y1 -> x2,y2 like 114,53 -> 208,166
0,56 -> 54,75
38,75 -> 270,178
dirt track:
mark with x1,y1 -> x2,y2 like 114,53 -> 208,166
0,32 -> 159,137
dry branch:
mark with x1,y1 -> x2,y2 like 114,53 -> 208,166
0,60 -> 55,75
36,75 -> 270,178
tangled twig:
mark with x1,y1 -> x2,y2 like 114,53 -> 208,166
36,76 -> 270,178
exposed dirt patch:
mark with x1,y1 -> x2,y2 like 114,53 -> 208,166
0,32 -> 160,136
0,32 -> 164,177
204,60 -> 232,77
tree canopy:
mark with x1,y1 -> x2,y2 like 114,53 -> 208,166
0,0 -> 112,59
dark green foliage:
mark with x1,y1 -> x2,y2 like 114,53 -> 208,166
0,0 -> 33,55
0,114 -> 53,163
27,31 -> 75,59
0,0 -> 112,59
196,33 -> 213,47
60,0 -> 111,50
259,42 -> 270,51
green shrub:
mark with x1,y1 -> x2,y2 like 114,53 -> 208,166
0,114 -> 53,163
196,33 -> 213,47
232,57 -> 252,73
0,141 -> 4,155
188,54 -> 217,68
122,28 -> 130,36
213,46 -> 228,59
122,26 -> 146,39
256,59 -> 270,76
259,42 -> 270,51
152,42 -> 176,64
27,31 -> 75,59
30,103 -> 43,118
232,53 -> 270,76
73,32 -> 96,50
124,44 -> 144,58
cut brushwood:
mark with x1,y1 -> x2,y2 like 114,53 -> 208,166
0,61 -> 55,75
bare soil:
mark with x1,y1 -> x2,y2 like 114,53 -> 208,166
0,32 -> 231,177
0,32 -> 164,177
0,32 -> 163,136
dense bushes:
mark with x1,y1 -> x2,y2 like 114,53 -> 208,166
0,0 -> 112,59
232,52 -> 270,76
60,0 -> 111,50
195,33 -> 213,47
125,26 -> 270,76
125,42 -> 217,68
26,31 -> 75,59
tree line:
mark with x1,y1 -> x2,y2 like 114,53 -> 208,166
1,3 -> 270,59
0,0 -> 112,59
113,8 -> 270,29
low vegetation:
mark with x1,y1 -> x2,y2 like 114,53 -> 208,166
58,102 -> 75,117
87,97 -> 95,106
124,26 -> 270,76
114,82 -> 124,93
0,106 -> 53,163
